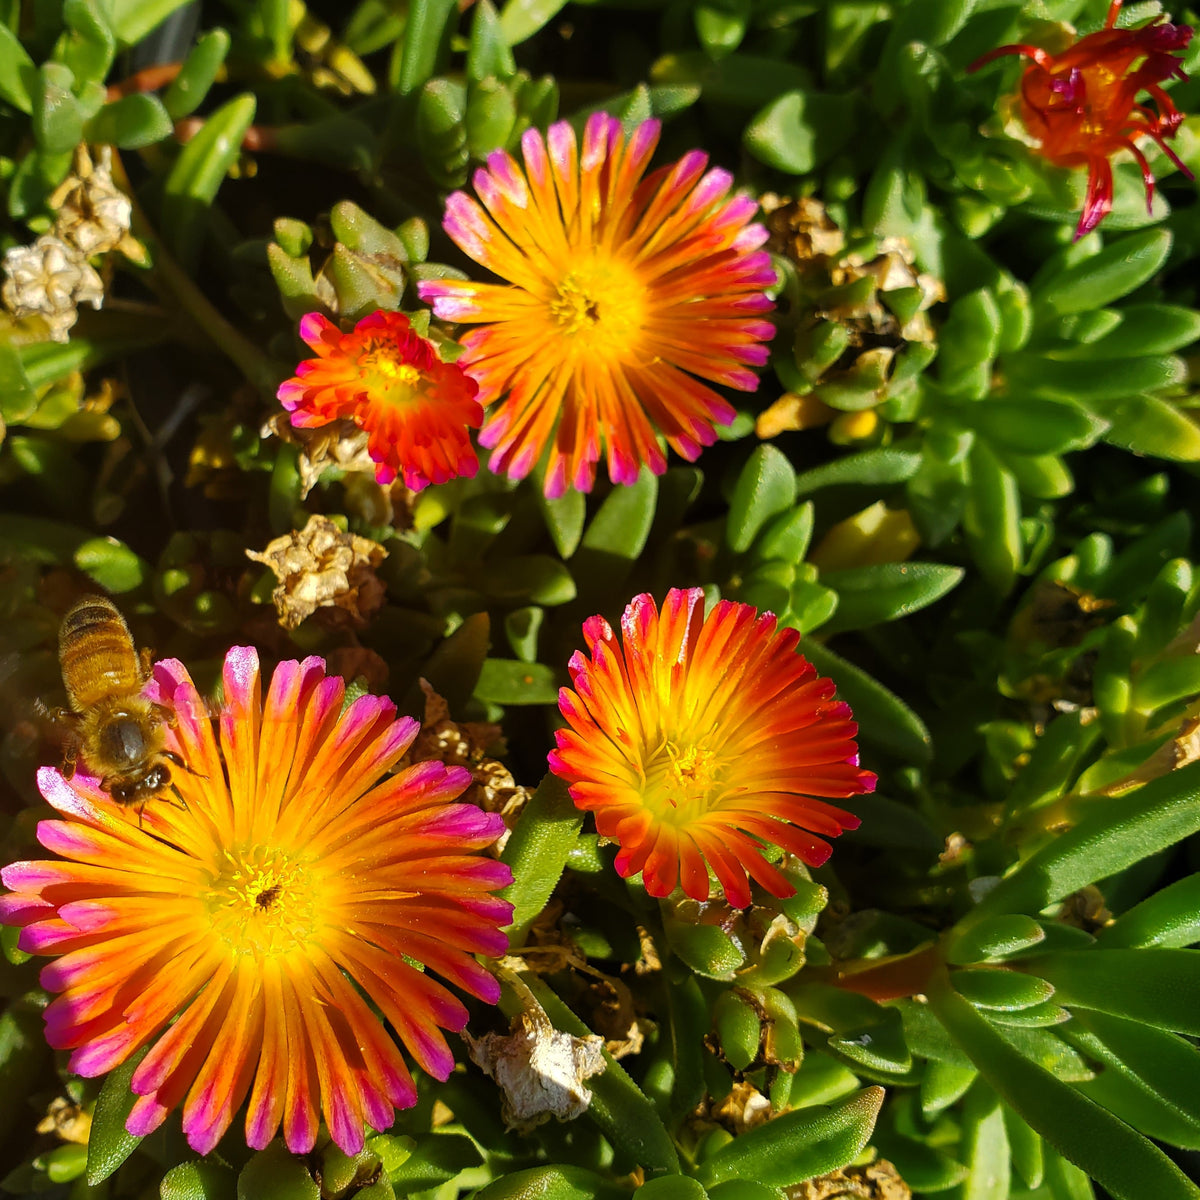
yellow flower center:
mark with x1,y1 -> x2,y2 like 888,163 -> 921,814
206,845 -> 320,957
549,255 -> 647,357
642,739 -> 726,823
358,344 -> 424,408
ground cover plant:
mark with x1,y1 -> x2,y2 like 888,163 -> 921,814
0,0 -> 1199,1198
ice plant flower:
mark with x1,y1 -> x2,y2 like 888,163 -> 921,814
971,0 -> 1194,238
418,113 -> 777,498
0,648 -> 512,1156
277,310 -> 484,490
548,589 -> 875,907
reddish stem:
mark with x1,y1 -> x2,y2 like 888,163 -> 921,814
173,118 -> 279,153
814,942 -> 941,1002
106,62 -> 184,102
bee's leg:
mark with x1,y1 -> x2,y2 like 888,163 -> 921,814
38,705 -> 82,777
139,646 -> 154,683
163,750 -> 205,779
168,782 -> 188,811
151,701 -> 178,730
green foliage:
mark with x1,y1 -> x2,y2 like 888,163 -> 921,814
1,1 -> 1200,1198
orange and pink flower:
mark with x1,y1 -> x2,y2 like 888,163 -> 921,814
418,114 -> 777,498
972,0 -> 1193,238
548,589 -> 875,907
0,648 -> 512,1156
278,310 -> 484,490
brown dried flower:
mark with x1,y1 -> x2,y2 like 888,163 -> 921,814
246,513 -> 387,630
464,972 -> 606,1132
36,1097 -> 92,1145
1,235 -> 103,342
755,196 -> 942,442
705,1080 -> 773,1135
404,680 -> 531,853
583,974 -> 647,1060
49,145 -> 137,260
263,414 -> 377,498
788,1159 -> 910,1200
761,194 -> 847,261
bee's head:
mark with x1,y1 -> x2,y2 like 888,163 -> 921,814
109,762 -> 171,805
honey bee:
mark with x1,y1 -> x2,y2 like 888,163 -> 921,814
50,595 -> 186,812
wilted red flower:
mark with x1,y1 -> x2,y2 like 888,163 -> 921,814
972,0 -> 1194,238
0,648 -> 512,1156
548,589 -> 875,907
418,113 -> 777,498
278,310 -> 484,491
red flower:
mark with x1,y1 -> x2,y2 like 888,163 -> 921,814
278,311 -> 484,491
548,589 -> 875,907
972,0 -> 1194,238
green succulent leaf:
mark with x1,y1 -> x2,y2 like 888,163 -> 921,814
961,760 -> 1200,931
34,63 -> 85,156
85,1048 -> 147,1185
499,0 -> 570,45
714,990 -> 762,1071
237,1143 -> 319,1200
109,0 -> 197,44
1056,303 -> 1200,358
637,1177 -> 708,1200
87,93 -> 174,148
525,975 -> 681,1174
161,92 -> 257,268
73,536 -> 148,594
957,1082 -> 1011,1200
951,968 -> 1056,1011
477,1167 -> 627,1200
963,440 -> 1021,592
1033,949 -> 1200,1036
744,90 -> 855,174
538,487 -> 587,559
475,658 -> 559,705
794,445 -> 923,496
1098,872 -> 1200,949
696,1088 -> 884,1188
0,23 -> 34,113
945,915 -> 1047,965
800,638 -> 932,763
572,469 -> 659,591
964,398 -> 1108,456
1004,1106 -> 1045,1191
161,1160 -> 238,1200
388,1133 -> 481,1195
1033,229 -> 1172,317
820,562 -> 964,634
1061,1016 -> 1200,1150
500,773 -> 583,940
1089,393 -> 1200,461
163,27 -> 232,119
728,445 -> 797,553
59,0 -> 116,87
395,0 -> 459,94
928,980 -> 1200,1200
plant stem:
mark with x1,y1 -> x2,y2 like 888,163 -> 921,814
813,941 -> 941,1001
109,152 -> 283,398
